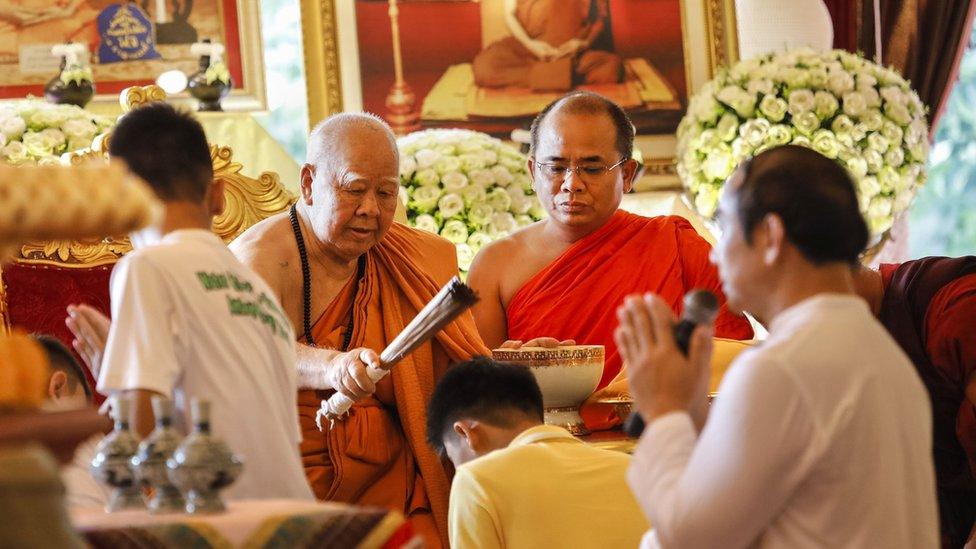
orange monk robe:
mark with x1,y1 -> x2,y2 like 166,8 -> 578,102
506,210 -> 753,429
296,223 -> 489,549
472,0 -> 622,92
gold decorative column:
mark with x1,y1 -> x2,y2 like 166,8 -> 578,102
384,0 -> 420,135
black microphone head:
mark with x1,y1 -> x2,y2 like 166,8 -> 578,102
683,289 -> 719,325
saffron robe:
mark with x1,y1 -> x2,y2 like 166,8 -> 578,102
507,211 -> 753,429
296,223 -> 489,549
879,256 -> 976,548
472,0 -> 622,91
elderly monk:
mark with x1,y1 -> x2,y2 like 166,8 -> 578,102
472,0 -> 622,92
853,257 -> 976,547
230,113 -> 488,548
468,92 -> 753,430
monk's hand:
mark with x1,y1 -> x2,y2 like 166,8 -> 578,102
499,337 -> 576,349
329,348 -> 381,401
66,304 -> 111,382
555,38 -> 587,58
526,39 -> 559,61
614,293 -> 713,422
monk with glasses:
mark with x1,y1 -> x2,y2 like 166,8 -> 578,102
468,92 -> 753,431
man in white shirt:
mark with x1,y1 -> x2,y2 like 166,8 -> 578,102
427,357 -> 648,549
615,145 -> 938,548
65,104 -> 313,501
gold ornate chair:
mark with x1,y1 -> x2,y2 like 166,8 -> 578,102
0,87 -> 295,383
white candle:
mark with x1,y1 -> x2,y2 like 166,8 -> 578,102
155,0 -> 168,23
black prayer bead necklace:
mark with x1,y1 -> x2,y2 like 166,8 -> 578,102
288,204 -> 364,352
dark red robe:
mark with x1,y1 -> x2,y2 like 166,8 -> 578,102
880,256 -> 976,547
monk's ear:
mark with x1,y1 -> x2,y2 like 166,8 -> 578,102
526,157 -> 538,181
621,159 -> 639,193
760,213 -> 786,266
299,163 -> 315,205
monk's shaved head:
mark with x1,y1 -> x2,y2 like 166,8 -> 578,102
307,112 -> 398,176
298,112 -> 400,262
530,91 -> 635,159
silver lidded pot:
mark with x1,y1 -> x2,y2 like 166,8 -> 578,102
167,399 -> 243,514
89,394 -> 144,512
131,396 -> 184,514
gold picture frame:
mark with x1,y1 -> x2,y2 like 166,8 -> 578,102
0,0 -> 266,112
300,0 -> 738,189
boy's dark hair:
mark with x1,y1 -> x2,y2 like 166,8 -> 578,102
530,91 -> 635,160
31,333 -> 93,402
426,357 -> 543,454
734,145 -> 869,265
108,103 -> 214,202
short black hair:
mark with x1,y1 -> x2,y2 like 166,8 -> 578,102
732,145 -> 869,265
529,91 -> 635,160
426,357 -> 543,454
108,103 -> 213,202
31,334 -> 93,402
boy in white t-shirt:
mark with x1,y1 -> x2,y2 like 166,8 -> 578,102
66,104 -> 313,500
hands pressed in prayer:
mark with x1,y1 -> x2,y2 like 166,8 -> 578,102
526,38 -> 560,61
499,337 -> 576,349
614,294 -> 713,423
65,304 -> 111,382
328,347 -> 382,401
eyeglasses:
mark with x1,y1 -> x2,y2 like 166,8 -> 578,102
534,158 -> 628,181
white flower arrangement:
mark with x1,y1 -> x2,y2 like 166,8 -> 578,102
398,129 -> 545,271
0,100 -> 114,166
59,63 -> 94,86
677,48 -> 929,237
205,62 -> 231,85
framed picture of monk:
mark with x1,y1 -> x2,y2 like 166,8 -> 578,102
302,0 -> 738,140
0,0 -> 265,110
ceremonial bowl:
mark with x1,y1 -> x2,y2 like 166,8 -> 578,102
492,345 -> 604,436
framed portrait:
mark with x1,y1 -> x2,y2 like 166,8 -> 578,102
0,0 -> 265,110
301,0 -> 737,187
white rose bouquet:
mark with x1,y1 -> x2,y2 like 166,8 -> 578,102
677,48 -> 929,238
398,129 -> 545,272
0,100 -> 114,166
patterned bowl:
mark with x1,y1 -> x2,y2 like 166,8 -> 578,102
492,345 -> 604,436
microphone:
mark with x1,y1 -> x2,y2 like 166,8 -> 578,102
622,290 -> 719,438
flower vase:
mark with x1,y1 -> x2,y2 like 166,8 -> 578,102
131,396 -> 184,514
44,59 -> 94,108
167,399 -> 242,514
187,46 -> 231,112
89,396 -> 144,512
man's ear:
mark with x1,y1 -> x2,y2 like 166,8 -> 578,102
207,178 -> 226,218
48,371 -> 67,400
761,213 -> 786,266
453,419 -> 481,451
299,164 -> 316,205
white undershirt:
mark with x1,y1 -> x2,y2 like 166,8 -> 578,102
628,294 -> 939,549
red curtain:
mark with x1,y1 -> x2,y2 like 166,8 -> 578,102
858,0 -> 976,127
823,0 -> 861,51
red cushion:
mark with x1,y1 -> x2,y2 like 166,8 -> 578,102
3,262 -> 113,404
